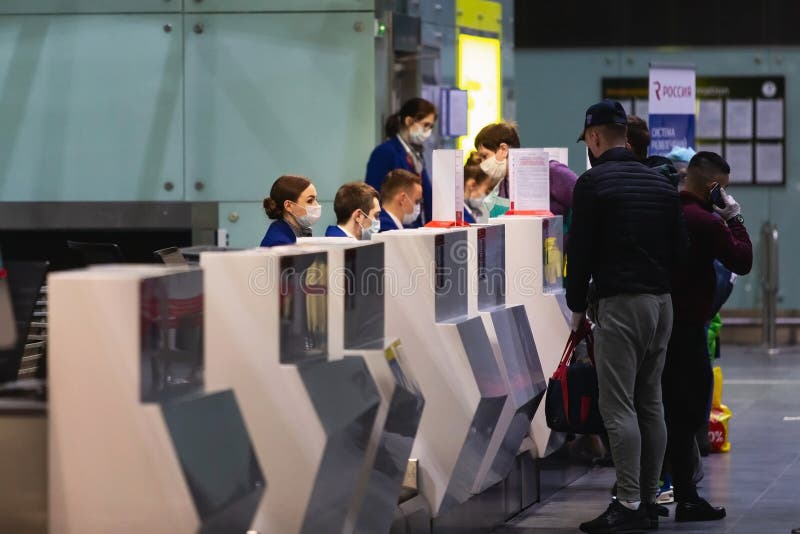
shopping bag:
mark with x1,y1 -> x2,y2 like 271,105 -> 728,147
545,320 -> 604,435
709,366 -> 732,453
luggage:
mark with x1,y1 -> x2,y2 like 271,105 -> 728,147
545,320 -> 604,435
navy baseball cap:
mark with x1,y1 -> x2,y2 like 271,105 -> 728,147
577,99 -> 627,142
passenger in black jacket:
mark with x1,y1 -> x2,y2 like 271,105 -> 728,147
568,100 -> 688,534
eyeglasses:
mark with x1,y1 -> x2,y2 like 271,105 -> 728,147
417,121 -> 435,131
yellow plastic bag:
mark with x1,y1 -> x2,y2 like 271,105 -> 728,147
708,366 -> 732,453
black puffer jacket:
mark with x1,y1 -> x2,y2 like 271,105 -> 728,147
566,147 -> 688,312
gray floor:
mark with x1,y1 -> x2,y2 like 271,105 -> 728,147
497,345 -> 800,534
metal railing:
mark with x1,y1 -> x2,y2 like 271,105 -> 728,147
761,222 -> 780,353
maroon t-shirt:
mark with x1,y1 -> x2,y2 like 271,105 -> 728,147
672,191 -> 753,324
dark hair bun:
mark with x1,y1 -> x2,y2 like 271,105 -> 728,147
263,196 -> 281,219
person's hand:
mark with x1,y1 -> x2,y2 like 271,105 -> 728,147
570,311 -> 586,332
713,188 -> 741,221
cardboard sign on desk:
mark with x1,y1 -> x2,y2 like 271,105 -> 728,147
429,149 -> 465,226
508,148 -> 550,214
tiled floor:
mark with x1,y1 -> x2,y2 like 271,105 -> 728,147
497,345 -> 800,533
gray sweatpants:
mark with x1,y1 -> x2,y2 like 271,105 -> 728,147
594,293 -> 673,503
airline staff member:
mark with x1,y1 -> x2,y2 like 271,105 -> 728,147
378,169 -> 423,232
365,97 -> 437,227
474,122 -> 521,199
324,182 -> 381,240
260,175 -> 321,247
463,163 -> 492,224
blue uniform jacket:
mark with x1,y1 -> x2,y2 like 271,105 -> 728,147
379,210 -> 400,233
324,225 -> 350,238
463,206 -> 476,224
365,136 -> 431,227
260,219 -> 297,247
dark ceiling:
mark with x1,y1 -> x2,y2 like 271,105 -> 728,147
514,0 -> 800,48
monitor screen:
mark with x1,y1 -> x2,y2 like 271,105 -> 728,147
140,270 -> 204,403
279,252 -> 328,364
477,225 -> 506,311
434,231 -> 469,323
344,243 -> 385,350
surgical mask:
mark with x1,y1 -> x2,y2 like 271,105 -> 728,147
359,212 -> 381,240
402,201 -> 421,225
466,195 -> 486,210
408,126 -> 432,145
292,203 -> 321,229
480,155 -> 507,182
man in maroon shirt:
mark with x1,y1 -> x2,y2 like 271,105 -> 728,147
663,152 -> 752,523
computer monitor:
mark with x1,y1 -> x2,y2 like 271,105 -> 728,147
140,270 -> 204,403
0,261 -> 49,383
343,243 -> 385,350
279,252 -> 328,364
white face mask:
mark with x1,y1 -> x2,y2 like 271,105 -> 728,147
402,200 -> 422,225
408,126 -> 432,145
480,155 -> 507,183
360,215 -> 380,240
292,203 -> 322,229
466,195 -> 486,210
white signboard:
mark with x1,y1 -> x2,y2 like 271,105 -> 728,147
649,67 -> 696,115
431,149 -> 464,223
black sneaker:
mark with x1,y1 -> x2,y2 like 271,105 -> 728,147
579,500 -> 650,534
643,502 -> 669,530
675,497 -> 726,522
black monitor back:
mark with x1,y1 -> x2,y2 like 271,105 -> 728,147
153,247 -> 188,266
67,240 -> 123,266
0,261 -> 49,383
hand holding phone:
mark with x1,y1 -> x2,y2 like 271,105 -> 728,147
712,186 -> 742,221
710,184 -> 727,209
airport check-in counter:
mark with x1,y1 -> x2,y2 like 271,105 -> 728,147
463,224 -> 547,493
48,265 -> 265,533
489,215 -> 570,458
201,247 -> 381,534
296,237 -> 425,534
370,228 -> 508,516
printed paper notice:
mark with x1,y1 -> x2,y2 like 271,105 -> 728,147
724,143 -> 753,184
697,99 -> 723,138
725,99 -> 753,139
509,149 -> 549,212
756,99 -> 784,139
755,143 -> 783,184
543,147 -> 569,166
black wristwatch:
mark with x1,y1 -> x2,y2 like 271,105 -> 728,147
728,214 -> 744,225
